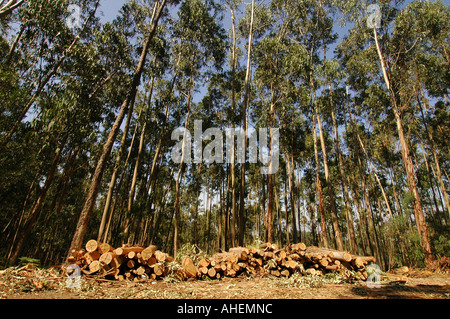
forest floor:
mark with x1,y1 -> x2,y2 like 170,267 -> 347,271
1,266 -> 449,299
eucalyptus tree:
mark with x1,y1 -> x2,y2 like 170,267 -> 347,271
0,0 -> 101,152
336,0 -> 450,266
1,0 -> 113,265
69,0 -> 170,255
169,0 -> 226,256
393,0 -> 450,221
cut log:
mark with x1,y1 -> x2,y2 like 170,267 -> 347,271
99,251 -> 115,265
127,259 -> 135,268
325,264 -> 340,271
229,247 -> 249,261
98,243 -> 113,254
85,239 -> 99,253
284,260 -> 297,269
147,256 -> 157,267
89,260 -> 101,273
141,245 -> 158,260
330,251 -> 352,262
199,266 -> 208,275
182,257 -> 198,278
155,251 -> 172,262
114,246 -> 144,256
207,267 -> 216,278
83,251 -> 100,264
134,266 -> 146,276
291,243 -> 307,251
153,263 -> 164,276
198,258 -> 210,268
280,269 -> 290,277
319,257 -> 329,267
275,250 -> 287,260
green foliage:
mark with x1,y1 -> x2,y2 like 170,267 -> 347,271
385,215 -> 426,268
18,257 -> 41,268
433,235 -> 450,259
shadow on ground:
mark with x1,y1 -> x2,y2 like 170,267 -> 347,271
351,283 -> 450,299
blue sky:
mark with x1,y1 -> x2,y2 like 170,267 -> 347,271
98,0 -> 126,23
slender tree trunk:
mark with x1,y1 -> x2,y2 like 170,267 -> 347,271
417,89 -> 450,220
373,28 -> 433,266
128,78 -> 155,217
68,0 -> 166,256
238,0 -> 255,246
330,106 -> 358,253
315,108 -> 343,250
0,0 -> 25,18
229,2 -> 238,247
283,171 -> 290,245
9,144 -> 63,265
287,151 -> 298,242
356,134 -> 394,218
173,70 -> 193,258
312,111 -> 328,248
97,94 -> 137,241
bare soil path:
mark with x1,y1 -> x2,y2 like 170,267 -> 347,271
1,267 -> 449,299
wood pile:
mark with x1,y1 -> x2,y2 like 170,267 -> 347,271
67,240 -> 376,282
67,240 -> 178,281
195,243 -> 376,280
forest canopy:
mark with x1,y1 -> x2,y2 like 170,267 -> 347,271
0,0 -> 449,270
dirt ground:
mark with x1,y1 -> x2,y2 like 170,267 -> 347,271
1,267 -> 449,299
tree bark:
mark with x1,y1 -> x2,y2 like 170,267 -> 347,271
287,151 -> 298,242
312,111 -> 328,248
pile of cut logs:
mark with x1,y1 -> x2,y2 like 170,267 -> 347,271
195,243 -> 375,280
67,240 -> 376,282
68,240 -> 176,281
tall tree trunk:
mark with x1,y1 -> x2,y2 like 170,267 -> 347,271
287,150 -> 298,242
229,1 -> 238,247
373,28 -> 433,266
283,171 -> 290,245
173,69 -> 193,258
97,93 -> 137,242
330,106 -> 358,254
312,111 -> 328,248
68,0 -> 166,257
238,0 -> 255,246
128,78 -> 155,217
315,108 -> 343,250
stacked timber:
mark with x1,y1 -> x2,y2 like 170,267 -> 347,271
195,243 -> 375,280
67,240 -> 178,281
67,240 -> 376,282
